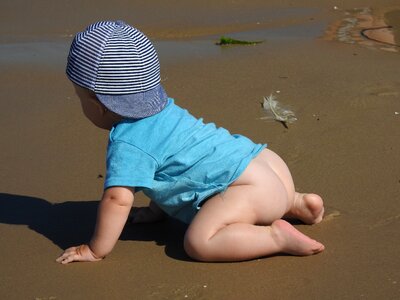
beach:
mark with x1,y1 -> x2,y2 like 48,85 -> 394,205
0,0 -> 399,299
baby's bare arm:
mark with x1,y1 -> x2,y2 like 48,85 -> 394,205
56,186 -> 135,264
89,187 -> 135,257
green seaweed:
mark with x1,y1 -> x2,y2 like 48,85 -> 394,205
216,36 -> 263,46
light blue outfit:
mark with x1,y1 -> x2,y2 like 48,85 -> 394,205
104,99 -> 266,224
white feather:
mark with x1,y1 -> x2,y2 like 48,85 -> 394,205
261,94 -> 297,124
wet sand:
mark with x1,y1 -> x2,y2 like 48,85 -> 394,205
1,1 -> 400,299
324,6 -> 400,52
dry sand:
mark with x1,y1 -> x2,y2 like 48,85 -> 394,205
1,1 -> 399,299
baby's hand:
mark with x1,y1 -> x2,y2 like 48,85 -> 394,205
129,206 -> 166,224
56,244 -> 103,264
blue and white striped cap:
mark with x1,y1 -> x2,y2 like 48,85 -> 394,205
66,20 -> 168,119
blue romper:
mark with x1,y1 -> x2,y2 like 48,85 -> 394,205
104,99 -> 266,224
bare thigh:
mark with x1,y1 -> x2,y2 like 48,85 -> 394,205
187,149 -> 292,239
233,148 -> 295,204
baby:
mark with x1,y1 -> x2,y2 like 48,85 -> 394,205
56,21 -> 324,264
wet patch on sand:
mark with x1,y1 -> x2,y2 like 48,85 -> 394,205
324,7 -> 400,53
323,209 -> 341,222
0,6 -> 330,69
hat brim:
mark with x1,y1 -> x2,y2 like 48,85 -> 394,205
96,84 -> 168,119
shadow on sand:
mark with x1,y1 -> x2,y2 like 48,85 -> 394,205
0,193 -> 189,261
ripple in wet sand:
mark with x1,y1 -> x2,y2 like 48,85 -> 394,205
324,7 -> 400,53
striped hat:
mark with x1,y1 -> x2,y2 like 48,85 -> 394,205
66,20 -> 168,119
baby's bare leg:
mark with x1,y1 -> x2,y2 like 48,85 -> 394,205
184,185 -> 324,261
285,193 -> 325,224
256,149 -> 324,224
184,152 -> 324,261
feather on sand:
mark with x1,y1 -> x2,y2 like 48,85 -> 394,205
261,94 -> 297,128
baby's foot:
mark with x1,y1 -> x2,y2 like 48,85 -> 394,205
286,193 -> 324,225
271,219 -> 325,256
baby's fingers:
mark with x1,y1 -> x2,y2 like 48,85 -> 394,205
56,246 -> 80,264
56,245 -> 102,264
57,252 -> 80,264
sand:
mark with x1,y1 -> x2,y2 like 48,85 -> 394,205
1,1 -> 399,299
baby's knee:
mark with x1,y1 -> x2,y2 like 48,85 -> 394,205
183,231 -> 211,262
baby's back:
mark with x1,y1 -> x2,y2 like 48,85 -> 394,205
106,98 -> 265,223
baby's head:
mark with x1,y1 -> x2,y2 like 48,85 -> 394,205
66,21 -> 168,127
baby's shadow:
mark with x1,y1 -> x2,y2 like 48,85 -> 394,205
120,217 -> 189,260
0,193 -> 189,261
